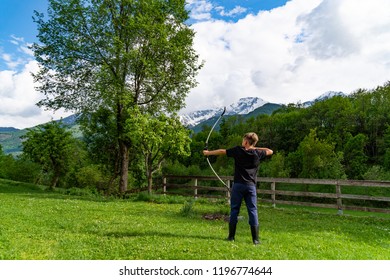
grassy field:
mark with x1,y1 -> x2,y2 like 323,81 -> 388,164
0,179 -> 389,260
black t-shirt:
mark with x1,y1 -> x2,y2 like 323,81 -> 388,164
226,146 -> 266,185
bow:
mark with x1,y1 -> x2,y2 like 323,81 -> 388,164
204,107 -> 229,189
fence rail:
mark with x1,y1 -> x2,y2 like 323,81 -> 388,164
162,175 -> 390,214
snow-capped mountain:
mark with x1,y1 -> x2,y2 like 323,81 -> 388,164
179,109 -> 220,128
227,97 -> 268,115
303,91 -> 346,107
180,97 -> 268,127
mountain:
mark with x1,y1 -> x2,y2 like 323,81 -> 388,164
0,115 -> 81,156
191,102 -> 282,133
180,97 -> 268,128
0,127 -> 20,133
0,92 -> 346,155
0,128 -> 25,155
57,114 -> 80,126
303,91 -> 346,107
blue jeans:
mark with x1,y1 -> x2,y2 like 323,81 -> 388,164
230,182 -> 259,226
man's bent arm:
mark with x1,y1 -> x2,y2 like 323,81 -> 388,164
255,147 -> 273,156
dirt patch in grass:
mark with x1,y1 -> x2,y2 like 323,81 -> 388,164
202,213 -> 229,222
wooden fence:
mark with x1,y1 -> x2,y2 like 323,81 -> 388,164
162,175 -> 390,214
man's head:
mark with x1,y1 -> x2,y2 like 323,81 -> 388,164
242,132 -> 258,147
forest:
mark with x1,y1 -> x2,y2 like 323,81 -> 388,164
1,81 -> 390,195
168,81 -> 390,185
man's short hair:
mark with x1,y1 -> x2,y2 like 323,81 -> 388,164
244,132 -> 258,146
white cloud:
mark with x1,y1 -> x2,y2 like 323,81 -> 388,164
183,0 -> 390,113
2,0 -> 390,128
297,0 -> 360,59
216,5 -> 247,17
19,44 -> 34,57
0,61 -> 71,129
10,35 -> 24,42
1,53 -> 25,69
186,0 -> 213,21
1,36 -> 34,70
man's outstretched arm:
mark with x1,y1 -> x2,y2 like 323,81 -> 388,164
203,149 -> 226,156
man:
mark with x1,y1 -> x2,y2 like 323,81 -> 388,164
203,132 -> 273,245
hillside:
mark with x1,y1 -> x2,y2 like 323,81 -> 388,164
0,128 -> 25,155
191,103 -> 282,133
0,114 -> 81,155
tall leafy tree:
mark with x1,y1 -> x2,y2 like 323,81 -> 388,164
343,133 -> 368,179
295,129 -> 346,180
126,107 -> 191,193
21,122 -> 75,189
32,0 -> 202,193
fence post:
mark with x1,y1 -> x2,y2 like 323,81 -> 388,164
163,177 -> 167,196
194,178 -> 198,199
336,182 -> 343,215
271,181 -> 276,208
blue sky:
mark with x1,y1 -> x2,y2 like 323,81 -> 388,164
0,0 -> 47,40
187,0 -> 290,22
0,0 -> 47,70
1,0 -> 390,128
0,0 -> 288,71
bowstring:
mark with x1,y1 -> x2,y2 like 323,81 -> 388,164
204,107 -> 229,190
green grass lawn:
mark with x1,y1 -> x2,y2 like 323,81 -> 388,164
0,179 -> 389,260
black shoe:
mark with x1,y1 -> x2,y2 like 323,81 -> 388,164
227,223 -> 236,241
250,225 -> 260,245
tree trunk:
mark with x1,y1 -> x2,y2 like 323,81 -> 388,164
147,170 -> 153,195
50,168 -> 61,190
119,140 -> 129,194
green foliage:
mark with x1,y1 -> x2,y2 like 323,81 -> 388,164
0,157 -> 41,183
78,109 -> 120,179
0,145 -> 5,178
295,129 -> 346,179
133,192 -> 188,204
21,121 -> 77,189
178,81 -> 390,181
125,107 -> 191,192
382,125 -> 390,171
363,165 -> 390,181
343,133 -> 368,179
32,0 -> 202,193
260,152 -> 290,178
163,161 -> 202,176
74,165 -> 105,189
179,199 -> 196,217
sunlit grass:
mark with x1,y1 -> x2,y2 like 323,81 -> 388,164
0,179 -> 389,260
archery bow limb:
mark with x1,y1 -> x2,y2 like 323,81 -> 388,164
204,107 -> 229,189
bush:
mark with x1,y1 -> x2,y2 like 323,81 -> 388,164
363,165 -> 390,180
179,199 -> 196,217
75,165 -> 105,188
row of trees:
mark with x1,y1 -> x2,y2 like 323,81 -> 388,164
0,111 -> 190,194
2,82 -> 390,194
170,82 -> 390,182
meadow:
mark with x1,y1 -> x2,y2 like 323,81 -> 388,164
0,179 -> 389,260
